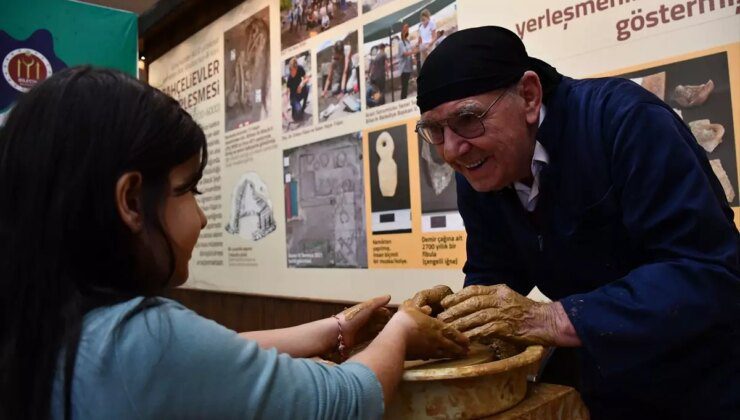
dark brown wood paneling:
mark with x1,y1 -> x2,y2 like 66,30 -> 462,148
165,288 -> 357,332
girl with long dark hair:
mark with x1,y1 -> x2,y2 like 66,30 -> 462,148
0,67 -> 468,419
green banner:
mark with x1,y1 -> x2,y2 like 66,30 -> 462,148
0,0 -> 137,119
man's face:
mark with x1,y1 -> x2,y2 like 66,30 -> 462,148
420,88 -> 536,192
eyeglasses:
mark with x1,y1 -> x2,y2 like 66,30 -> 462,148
415,89 -> 509,145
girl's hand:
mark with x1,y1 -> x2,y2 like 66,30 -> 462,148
392,300 -> 469,360
405,284 -> 453,316
336,295 -> 392,348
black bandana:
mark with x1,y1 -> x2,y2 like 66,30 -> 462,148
416,26 -> 562,113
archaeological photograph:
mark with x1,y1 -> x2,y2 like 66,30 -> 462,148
367,124 -> 412,234
223,7 -> 271,132
283,132 -> 368,268
417,135 -> 463,232
620,51 -> 738,206
225,172 -> 277,242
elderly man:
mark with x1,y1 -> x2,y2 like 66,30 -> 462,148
411,26 -> 739,418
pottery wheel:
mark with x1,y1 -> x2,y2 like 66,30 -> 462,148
403,343 -> 494,371
386,346 -> 546,419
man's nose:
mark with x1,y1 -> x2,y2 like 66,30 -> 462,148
441,126 -> 471,163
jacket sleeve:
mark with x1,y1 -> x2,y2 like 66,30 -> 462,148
457,173 -> 535,295
560,102 -> 740,376
113,300 -> 384,419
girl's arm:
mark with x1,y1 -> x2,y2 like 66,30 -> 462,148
240,318 -> 341,358
240,296 -> 391,358
240,296 -> 470,404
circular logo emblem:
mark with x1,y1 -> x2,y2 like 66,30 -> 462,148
2,48 -> 53,92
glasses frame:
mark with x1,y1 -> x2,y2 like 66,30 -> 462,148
416,89 -> 509,145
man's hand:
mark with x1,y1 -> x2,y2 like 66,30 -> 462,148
438,285 -> 580,346
404,284 -> 453,316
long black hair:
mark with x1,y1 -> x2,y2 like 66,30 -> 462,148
0,67 -> 208,419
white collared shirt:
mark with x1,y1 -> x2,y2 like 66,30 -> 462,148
513,105 -> 549,212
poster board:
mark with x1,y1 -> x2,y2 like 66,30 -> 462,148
148,0 -> 740,302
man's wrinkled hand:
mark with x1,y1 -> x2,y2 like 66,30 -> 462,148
438,284 -> 556,346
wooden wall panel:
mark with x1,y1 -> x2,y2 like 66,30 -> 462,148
166,288 -> 355,332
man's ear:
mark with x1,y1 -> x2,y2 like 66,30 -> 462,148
116,172 -> 144,233
518,70 -> 543,125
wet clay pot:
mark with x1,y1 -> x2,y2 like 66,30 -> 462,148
385,345 -> 544,419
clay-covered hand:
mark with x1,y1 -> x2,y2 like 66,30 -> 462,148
404,284 -> 453,316
438,284 -> 557,346
395,300 -> 469,360
337,295 -> 393,348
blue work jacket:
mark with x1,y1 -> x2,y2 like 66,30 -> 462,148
458,77 -> 740,418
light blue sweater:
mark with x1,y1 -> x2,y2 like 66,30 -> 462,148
50,297 -> 384,419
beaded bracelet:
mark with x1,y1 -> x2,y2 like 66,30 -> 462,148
331,314 -> 347,361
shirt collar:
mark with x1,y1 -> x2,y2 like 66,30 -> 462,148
512,105 -> 549,209
530,105 -> 550,168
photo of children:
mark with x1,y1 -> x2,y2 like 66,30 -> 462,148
363,0 -> 457,109
282,51 -> 313,132
316,30 -> 362,122
223,7 -> 271,132
280,0 -> 359,52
